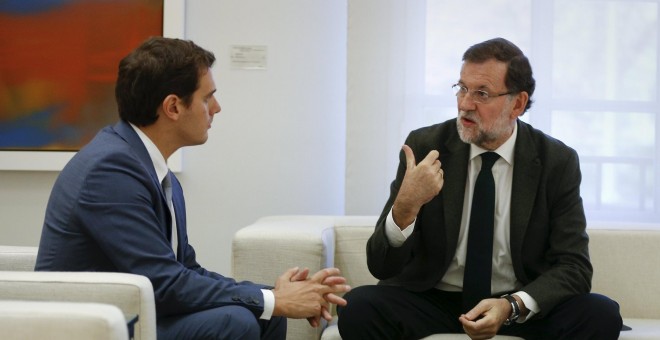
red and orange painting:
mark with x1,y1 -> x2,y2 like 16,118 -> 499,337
0,0 -> 163,151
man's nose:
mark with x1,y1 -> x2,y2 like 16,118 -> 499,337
457,93 -> 477,111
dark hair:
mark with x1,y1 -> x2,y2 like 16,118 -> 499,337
115,37 -> 216,126
463,37 -> 535,113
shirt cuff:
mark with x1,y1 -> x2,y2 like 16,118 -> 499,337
260,289 -> 275,320
385,208 -> 415,247
513,291 -> 540,323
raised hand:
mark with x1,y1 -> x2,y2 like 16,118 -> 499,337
392,144 -> 445,227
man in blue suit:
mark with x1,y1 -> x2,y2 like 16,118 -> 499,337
35,37 -> 350,339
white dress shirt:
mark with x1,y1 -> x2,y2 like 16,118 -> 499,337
385,123 -> 539,322
129,124 -> 275,320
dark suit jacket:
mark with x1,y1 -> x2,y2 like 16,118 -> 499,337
36,120 -> 267,319
367,119 -> 592,318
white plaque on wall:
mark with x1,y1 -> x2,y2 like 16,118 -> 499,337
230,45 -> 267,70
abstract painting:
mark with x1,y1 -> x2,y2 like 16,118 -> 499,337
0,0 -> 163,151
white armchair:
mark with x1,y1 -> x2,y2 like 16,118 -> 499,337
0,246 -> 156,340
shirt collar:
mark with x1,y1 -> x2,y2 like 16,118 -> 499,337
129,123 -> 169,183
469,121 -> 517,166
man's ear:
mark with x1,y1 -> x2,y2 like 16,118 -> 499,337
161,94 -> 181,121
510,91 -> 529,118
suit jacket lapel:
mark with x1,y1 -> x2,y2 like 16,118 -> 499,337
510,120 -> 542,278
113,120 -> 174,241
442,131 -> 470,260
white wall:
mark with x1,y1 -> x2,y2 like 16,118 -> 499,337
0,171 -> 58,245
345,0 -> 423,216
181,0 -> 347,273
0,0 -> 348,275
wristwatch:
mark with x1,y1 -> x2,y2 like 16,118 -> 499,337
503,294 -> 520,325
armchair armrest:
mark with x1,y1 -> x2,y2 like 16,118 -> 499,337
0,300 -> 129,340
0,271 -> 156,340
232,215 -> 336,283
0,246 -> 38,271
232,215 -> 337,340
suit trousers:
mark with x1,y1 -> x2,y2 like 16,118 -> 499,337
157,305 -> 286,340
337,285 -> 622,340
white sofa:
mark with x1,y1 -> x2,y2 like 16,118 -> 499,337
232,215 -> 660,340
0,246 -> 156,340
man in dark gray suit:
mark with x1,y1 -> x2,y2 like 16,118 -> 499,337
35,37 -> 350,339
338,38 -> 622,339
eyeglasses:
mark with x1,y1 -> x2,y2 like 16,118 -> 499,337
451,83 -> 513,104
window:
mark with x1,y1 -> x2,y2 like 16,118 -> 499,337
422,0 -> 659,223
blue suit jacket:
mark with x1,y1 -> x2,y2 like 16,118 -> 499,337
36,120 -> 267,319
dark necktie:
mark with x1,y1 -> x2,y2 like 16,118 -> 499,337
162,172 -> 178,259
463,152 -> 499,312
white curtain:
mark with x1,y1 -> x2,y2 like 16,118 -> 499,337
346,0 -> 660,224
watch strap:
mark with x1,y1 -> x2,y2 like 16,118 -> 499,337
503,294 -> 520,325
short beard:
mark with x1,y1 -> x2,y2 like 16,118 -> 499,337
457,110 -> 512,149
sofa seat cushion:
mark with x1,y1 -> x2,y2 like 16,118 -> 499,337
321,318 -> 658,339
320,324 -> 524,340
619,318 -> 660,339
421,336 -> 522,339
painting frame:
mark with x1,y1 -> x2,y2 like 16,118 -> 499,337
0,0 -> 185,172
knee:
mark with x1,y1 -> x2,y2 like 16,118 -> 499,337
338,285 -> 409,340
157,306 -> 261,340
589,294 -> 622,329
338,287 -> 370,339
338,286 -> 376,316
261,315 -> 287,339
338,286 -> 386,328
216,307 -> 261,340
574,293 -> 623,338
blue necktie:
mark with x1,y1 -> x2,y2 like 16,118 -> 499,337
162,172 -> 178,259
463,152 -> 499,312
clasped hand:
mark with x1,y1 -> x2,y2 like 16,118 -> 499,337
272,267 -> 351,327
459,298 -> 511,340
